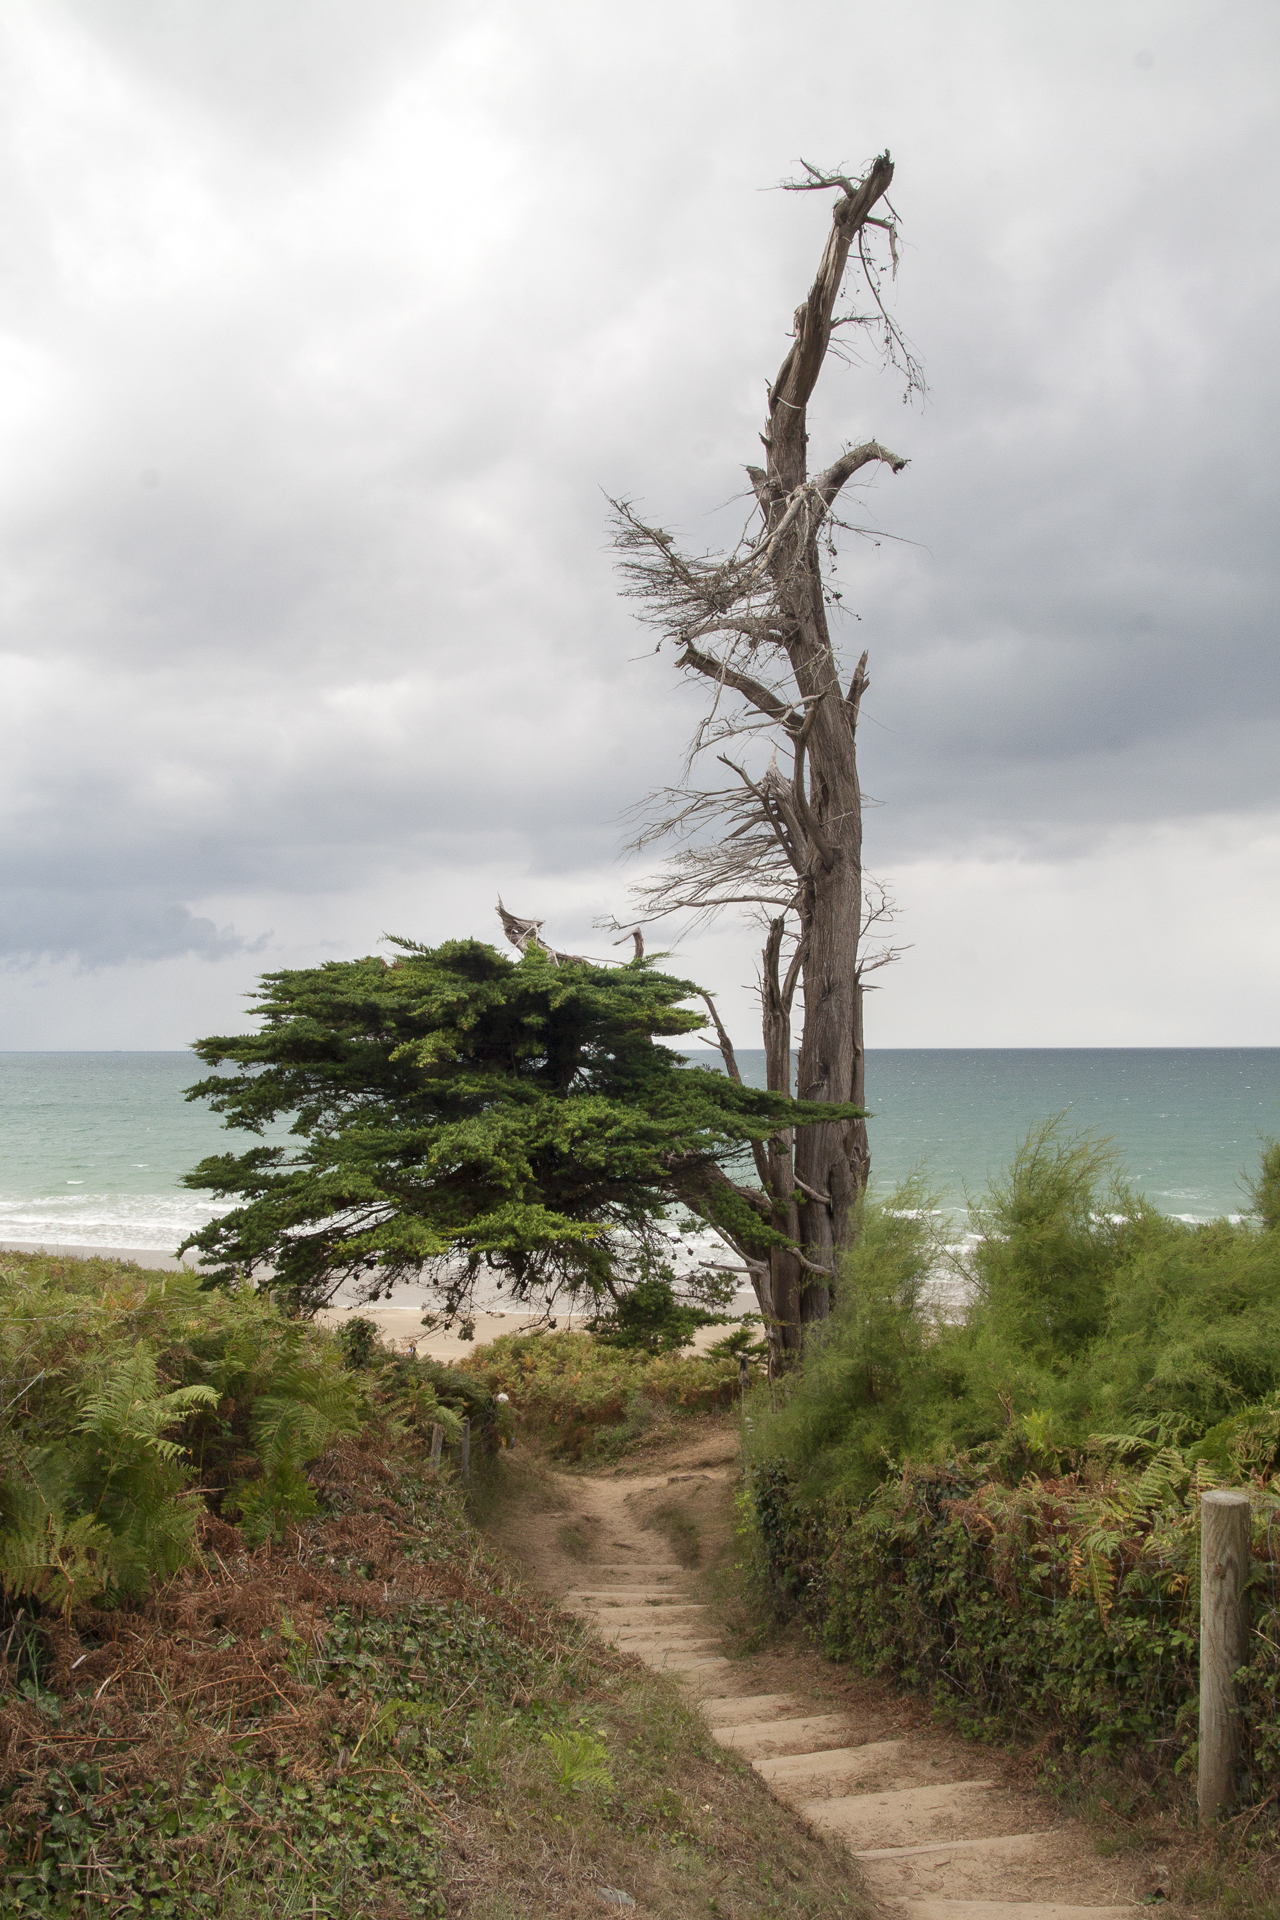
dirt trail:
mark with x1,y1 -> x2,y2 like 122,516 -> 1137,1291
492,1425 -> 1164,1920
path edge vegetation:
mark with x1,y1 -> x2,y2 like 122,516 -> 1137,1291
0,1248 -> 868,1918
734,1127 -> 1280,1897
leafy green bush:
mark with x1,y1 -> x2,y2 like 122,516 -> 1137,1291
330,1313 -> 505,1454
588,1278 -> 730,1354
0,1252 -> 366,1604
742,1177 -> 950,1503
743,1126 -> 1280,1778
457,1329 -> 739,1457
748,1129 -> 1280,1505
750,1446 -> 1280,1790
1250,1140 -> 1280,1233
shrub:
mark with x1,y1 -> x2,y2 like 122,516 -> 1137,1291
747,1130 -> 1280,1503
743,1127 -> 1280,1780
751,1449 -> 1280,1791
456,1329 -> 739,1458
588,1278 -> 730,1354
0,1252 -> 367,1604
741,1179 -> 950,1504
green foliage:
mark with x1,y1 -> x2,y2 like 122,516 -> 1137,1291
748,1129 -> 1280,1503
749,1458 -> 1206,1761
334,1313 -> 383,1369
743,1123 -> 1280,1778
180,935 -> 850,1317
541,1727 -> 615,1792
6,1762 -> 447,1918
749,1444 -> 1280,1786
230,1358 -> 364,1544
0,1251 -> 366,1608
742,1180 -> 950,1502
706,1317 -> 769,1362
0,1499 -> 117,1622
1248,1140 -> 1280,1232
328,1315 -> 495,1452
458,1328 -> 740,1458
589,1277 -> 730,1354
968,1121 -> 1150,1359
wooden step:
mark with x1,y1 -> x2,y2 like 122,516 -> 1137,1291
563,1588 -> 689,1606
857,1832 -> 1052,1906
579,1604 -> 710,1627
650,1652 -> 734,1673
574,1564 -> 684,1578
753,1739 -> 909,1801
892,1904 -> 1139,1920
713,1713 -> 859,1759
605,1616 -> 713,1635
803,1781 -> 998,1851
608,1632 -> 721,1652
697,1692 -> 808,1727
860,1828 -> 1140,1909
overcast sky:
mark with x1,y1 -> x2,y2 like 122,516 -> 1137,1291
1,0 -> 1276,1049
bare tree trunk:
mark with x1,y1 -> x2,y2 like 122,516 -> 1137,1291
611,154 -> 920,1362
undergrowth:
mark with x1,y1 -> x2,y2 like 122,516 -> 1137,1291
456,1329 -> 741,1460
741,1126 -> 1280,1860
0,1254 -> 473,1611
0,1254 -> 870,1918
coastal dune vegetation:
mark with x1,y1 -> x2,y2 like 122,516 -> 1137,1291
744,1125 -> 1280,1805
0,1251 -> 843,1917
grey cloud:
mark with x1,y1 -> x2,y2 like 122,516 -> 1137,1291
0,0 -> 1277,1033
0,890 -> 263,969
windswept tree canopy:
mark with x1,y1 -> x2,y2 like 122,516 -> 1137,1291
181,936 -> 860,1318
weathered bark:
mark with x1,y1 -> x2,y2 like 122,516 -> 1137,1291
611,156 -> 917,1365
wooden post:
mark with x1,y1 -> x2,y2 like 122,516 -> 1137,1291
1199,1489 -> 1251,1826
460,1417 -> 471,1482
429,1423 -> 443,1468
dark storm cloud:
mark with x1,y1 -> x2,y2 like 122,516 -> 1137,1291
0,0 -> 1276,1033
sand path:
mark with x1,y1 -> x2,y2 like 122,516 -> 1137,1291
493,1428 -> 1164,1920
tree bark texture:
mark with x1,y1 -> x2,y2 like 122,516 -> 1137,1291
613,157 -> 913,1364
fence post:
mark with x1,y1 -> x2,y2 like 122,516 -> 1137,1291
460,1417 -> 471,1483
429,1424 -> 443,1468
1199,1489 -> 1251,1826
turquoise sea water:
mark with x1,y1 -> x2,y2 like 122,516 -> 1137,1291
0,1049 -> 1278,1254
681,1047 -> 1280,1224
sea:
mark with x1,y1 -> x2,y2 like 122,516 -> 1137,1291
0,1049 -> 1277,1259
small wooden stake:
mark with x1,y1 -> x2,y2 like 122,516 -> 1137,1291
1199,1489 -> 1251,1826
460,1417 -> 471,1482
429,1423 -> 443,1467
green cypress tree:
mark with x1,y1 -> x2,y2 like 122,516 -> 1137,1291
181,937 -> 859,1321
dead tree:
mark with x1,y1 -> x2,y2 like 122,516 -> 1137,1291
609,155 -> 920,1360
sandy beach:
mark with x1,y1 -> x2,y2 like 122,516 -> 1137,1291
0,1239 -> 737,1360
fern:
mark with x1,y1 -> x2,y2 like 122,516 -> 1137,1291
68,1343 -> 218,1589
0,1506 -> 116,1619
77,1343 -> 217,1468
0,1347 -> 219,1608
1132,1445 -> 1190,1515
1086,1430 -> 1159,1461
1069,1519 -> 1125,1628
541,1728 -> 614,1792
232,1361 -> 363,1543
